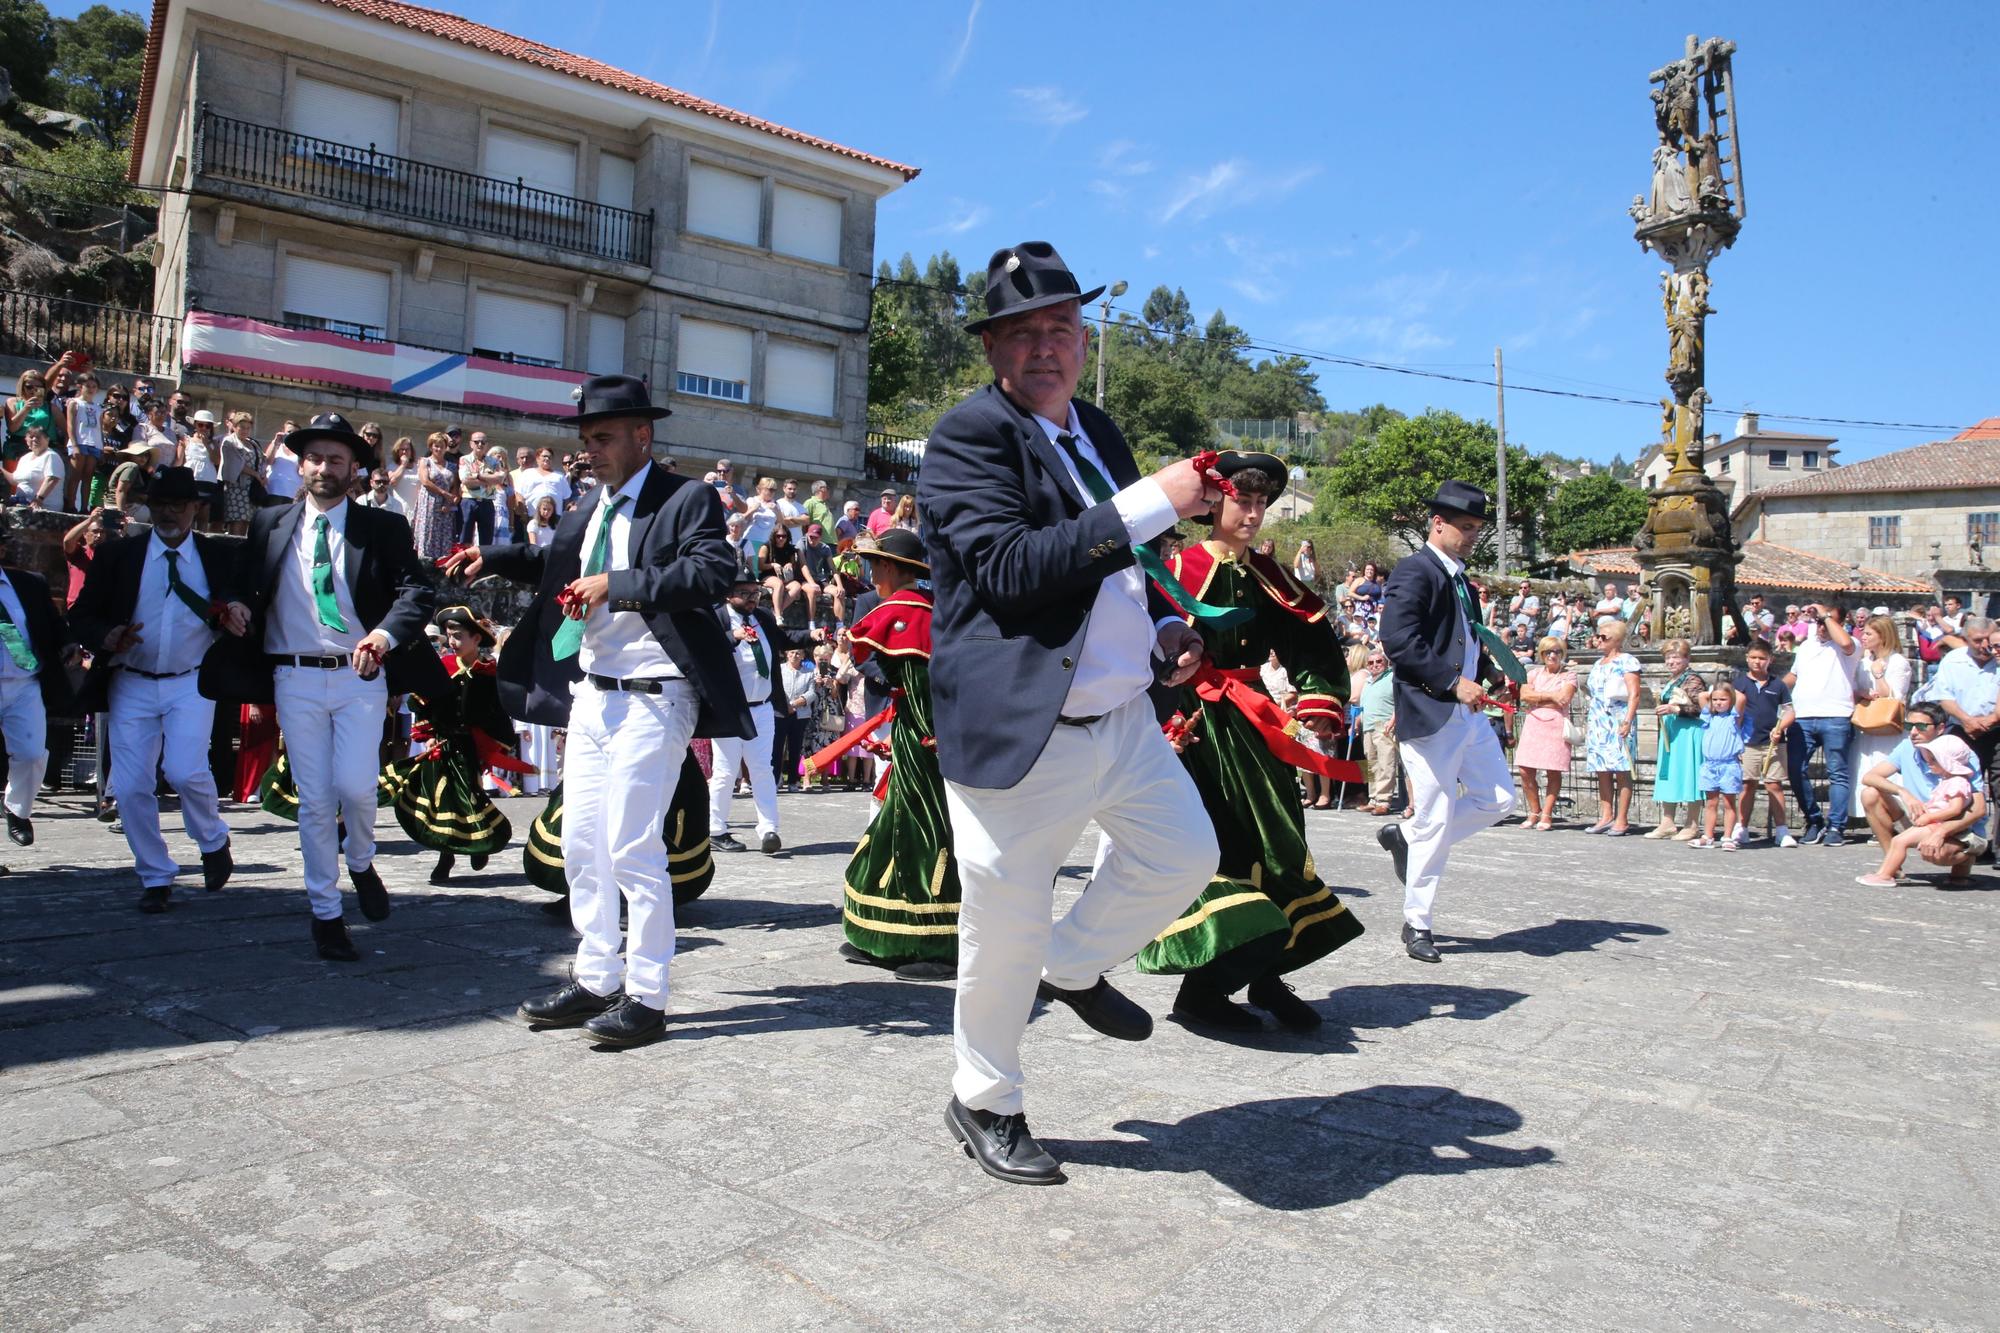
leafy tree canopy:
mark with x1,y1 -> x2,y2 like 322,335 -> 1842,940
1543,470 -> 1652,555
0,0 -> 58,108
48,4 -> 146,140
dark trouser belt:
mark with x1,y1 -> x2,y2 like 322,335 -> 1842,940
270,654 -> 344,669
122,666 -> 194,681
586,673 -> 682,694
1056,713 -> 1106,727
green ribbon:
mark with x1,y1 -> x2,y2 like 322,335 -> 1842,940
163,549 -> 211,623
0,589 -> 36,672
1452,573 -> 1525,684
747,627 -> 768,679
551,493 -> 627,662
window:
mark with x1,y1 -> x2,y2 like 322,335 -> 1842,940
281,254 -> 390,341
597,154 -> 636,212
586,312 -> 627,376
482,126 -> 578,207
1971,513 -> 2000,548
286,75 -> 400,169
1868,516 -> 1902,549
675,318 -> 751,402
772,184 -> 841,265
471,290 -> 567,367
1803,450 -> 1820,469
686,163 -> 761,246
1767,449 -> 1789,469
1718,455 -> 1730,474
763,339 -> 837,416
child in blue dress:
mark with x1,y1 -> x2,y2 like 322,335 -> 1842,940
1695,680 -> 1749,848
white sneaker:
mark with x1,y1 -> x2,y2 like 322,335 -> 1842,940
1777,829 -> 1799,848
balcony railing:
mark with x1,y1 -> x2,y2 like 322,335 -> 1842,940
0,289 -> 182,378
194,107 -> 655,268
864,430 -> 925,483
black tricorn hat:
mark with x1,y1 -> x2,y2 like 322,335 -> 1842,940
574,373 -> 670,423
964,241 -> 1105,334
1213,451 -> 1289,502
1426,479 -> 1493,522
288,412 -> 378,468
434,604 -> 495,647
146,465 -> 201,504
861,527 -> 929,573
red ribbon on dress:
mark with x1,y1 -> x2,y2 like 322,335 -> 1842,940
1189,665 -> 1365,783
804,694 -> 899,776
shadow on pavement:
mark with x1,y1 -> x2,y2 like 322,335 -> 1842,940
1439,917 -> 1667,956
1045,1088 -> 1556,1209
671,979 -> 953,1041
1170,982 -> 1528,1051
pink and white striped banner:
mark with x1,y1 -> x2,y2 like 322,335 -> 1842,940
182,312 -> 585,417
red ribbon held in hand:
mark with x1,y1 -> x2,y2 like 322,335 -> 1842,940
1187,450 -> 1240,499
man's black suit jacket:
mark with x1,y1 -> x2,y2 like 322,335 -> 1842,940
70,531 -> 240,714
480,464 -> 750,740
198,498 -> 446,705
1377,545 -> 1498,742
711,603 -> 817,708
918,383 -> 1175,790
0,566 -> 78,715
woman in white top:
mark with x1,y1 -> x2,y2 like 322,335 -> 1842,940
263,422 -> 301,501
526,493 -> 560,548
1847,613 -> 1914,817
1291,538 -> 1318,590
62,369 -> 104,512
12,425 -> 65,508
386,437 -> 421,513
482,446 -> 514,544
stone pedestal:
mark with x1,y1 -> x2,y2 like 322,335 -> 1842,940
1633,468 -> 1742,646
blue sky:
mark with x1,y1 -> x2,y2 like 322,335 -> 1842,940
84,0 -> 2000,463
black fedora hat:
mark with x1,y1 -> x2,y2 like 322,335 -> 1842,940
146,465 -> 201,504
1213,451 -> 1289,501
964,241 -> 1105,334
574,373 -> 670,423
861,527 -> 929,573
1426,479 -> 1493,522
288,412 -> 378,468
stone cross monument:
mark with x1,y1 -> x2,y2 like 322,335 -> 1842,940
1628,34 -> 1746,647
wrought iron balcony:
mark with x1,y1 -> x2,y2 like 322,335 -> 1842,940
0,288 -> 182,378
193,107 -> 654,268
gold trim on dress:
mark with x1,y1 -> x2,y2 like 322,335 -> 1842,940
844,884 -> 960,915
842,906 -> 959,936
1153,890 -> 1269,939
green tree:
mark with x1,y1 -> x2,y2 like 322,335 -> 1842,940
1104,354 -> 1208,457
1322,407 -> 1553,567
13,135 -> 134,215
49,4 -> 145,140
1543,471 -> 1652,555
0,0 -> 55,107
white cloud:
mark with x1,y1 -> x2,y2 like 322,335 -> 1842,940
1010,85 -> 1088,130
1098,140 -> 1155,177
930,200 -> 990,235
1230,278 -> 1280,303
1158,160 -> 1318,225
942,0 -> 982,84
1160,161 -> 1243,224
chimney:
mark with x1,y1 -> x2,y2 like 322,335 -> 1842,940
1737,412 -> 1759,436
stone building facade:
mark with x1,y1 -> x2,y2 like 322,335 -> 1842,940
1635,413 -> 1839,501
128,0 -> 916,476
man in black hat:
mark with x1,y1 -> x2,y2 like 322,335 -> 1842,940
1376,480 -> 1518,963
201,413 -> 445,961
707,572 -> 822,854
0,510 -> 82,853
72,467 -> 249,912
917,240 -> 1223,1185
442,374 -> 748,1049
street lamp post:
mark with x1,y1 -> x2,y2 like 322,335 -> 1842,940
1094,279 -> 1128,408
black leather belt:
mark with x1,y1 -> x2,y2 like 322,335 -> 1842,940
1057,713 -> 1105,727
121,666 -> 194,681
586,673 -> 680,694
270,654 -> 344,669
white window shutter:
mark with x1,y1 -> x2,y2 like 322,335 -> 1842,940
280,254 -> 391,334
686,163 -> 760,246
286,75 -> 399,154
764,339 -> 836,417
772,185 -> 841,265
597,154 -> 636,211
675,319 -> 752,401
587,312 -> 628,375
472,291 -> 568,365
481,127 -> 579,197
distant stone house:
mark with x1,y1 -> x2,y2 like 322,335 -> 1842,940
1729,422 -> 2000,583
1635,413 -> 1839,501
1564,542 -> 1933,613
126,0 -> 917,476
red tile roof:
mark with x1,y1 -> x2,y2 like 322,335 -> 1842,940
1745,437 -> 2000,503
131,0 -> 918,183
1954,418 -> 2000,440
1564,542 -> 1932,596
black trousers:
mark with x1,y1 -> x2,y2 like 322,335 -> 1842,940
772,713 -> 808,786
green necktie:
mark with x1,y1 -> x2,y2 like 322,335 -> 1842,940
1051,433 -> 1250,630
0,586 -> 36,672
746,618 -> 768,679
162,549 -> 210,623
1453,571 -> 1527,685
551,493 -> 627,661
311,515 -> 348,633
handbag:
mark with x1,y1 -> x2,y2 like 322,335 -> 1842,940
1563,717 -> 1584,748
1852,696 -> 1904,736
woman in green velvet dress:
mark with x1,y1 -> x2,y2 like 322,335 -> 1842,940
1137,453 -> 1364,1033
522,753 -> 715,908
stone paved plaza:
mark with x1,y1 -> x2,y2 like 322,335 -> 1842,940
1,785 -> 1996,1331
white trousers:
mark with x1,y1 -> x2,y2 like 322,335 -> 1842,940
945,693 -> 1218,1116
1399,704 -> 1515,930
707,700 -> 777,837
0,676 -> 46,820
273,665 -> 387,920
564,679 -> 697,1005
522,722 -> 560,795
109,672 -> 228,888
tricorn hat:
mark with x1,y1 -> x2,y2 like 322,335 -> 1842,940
288,412 -> 378,468
434,604 -> 495,648
1426,480 -> 1493,522
861,527 -> 929,574
146,466 -> 201,504
573,373 -> 670,423
1212,450 -> 1288,501
964,241 -> 1105,334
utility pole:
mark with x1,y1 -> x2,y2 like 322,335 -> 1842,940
1094,279 -> 1128,408
1495,346 -> 1508,572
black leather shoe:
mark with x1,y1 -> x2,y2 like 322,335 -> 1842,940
312,916 -> 361,962
429,851 -> 455,885
1247,976 -> 1323,1031
6,813 -> 31,847
1377,823 -> 1408,885
518,979 -> 622,1028
945,1096 -> 1064,1186
137,885 -> 172,914
1172,976 -> 1262,1032
1402,924 -> 1441,963
201,842 -> 233,892
581,995 -> 667,1047
760,831 -> 782,854
710,834 -> 746,853
1036,976 -> 1153,1041
469,852 -> 488,871
893,959 -> 957,981
838,941 -> 889,968
351,865 -> 391,921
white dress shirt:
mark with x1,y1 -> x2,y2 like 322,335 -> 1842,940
1426,542 -> 1479,686
127,533 -> 215,676
266,499 -> 366,655
0,572 -> 36,682
724,605 -> 772,704
578,463 -> 680,681
1029,407 -> 1179,718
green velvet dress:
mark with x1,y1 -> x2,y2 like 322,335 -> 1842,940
838,591 -> 959,966
1136,544 -> 1364,993
377,663 -> 513,856
522,753 -> 715,906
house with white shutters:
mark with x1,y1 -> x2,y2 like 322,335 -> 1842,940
127,0 -> 917,471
